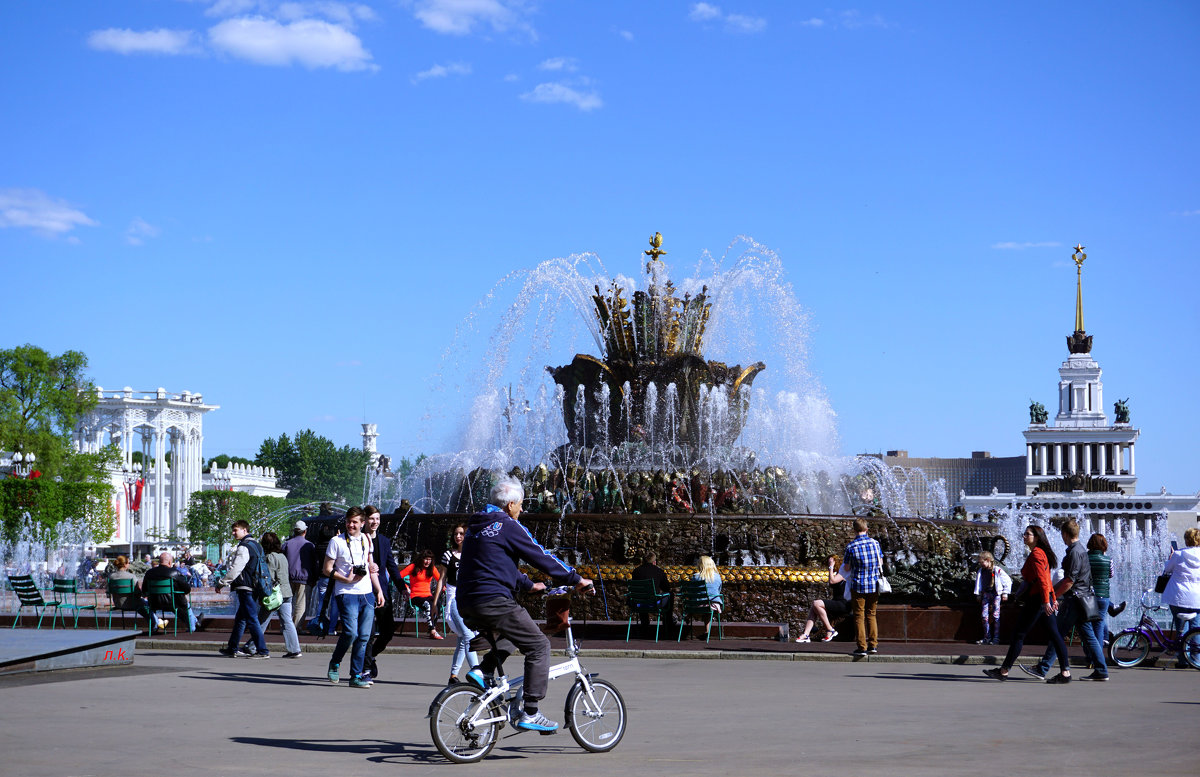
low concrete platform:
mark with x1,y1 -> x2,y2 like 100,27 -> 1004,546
0,629 -> 137,676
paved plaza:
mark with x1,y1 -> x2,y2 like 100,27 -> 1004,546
0,649 -> 1194,777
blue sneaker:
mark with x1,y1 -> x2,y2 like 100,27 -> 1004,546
465,668 -> 487,690
327,663 -> 339,684
514,710 -> 558,733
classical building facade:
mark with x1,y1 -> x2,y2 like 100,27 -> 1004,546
961,247 -> 1198,535
72,387 -> 285,550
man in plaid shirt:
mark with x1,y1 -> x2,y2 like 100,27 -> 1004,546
844,517 -> 883,656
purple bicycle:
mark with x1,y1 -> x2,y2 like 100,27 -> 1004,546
1108,589 -> 1200,669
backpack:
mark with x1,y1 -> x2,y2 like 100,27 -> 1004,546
240,538 -> 274,601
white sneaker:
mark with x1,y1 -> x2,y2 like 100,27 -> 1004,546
514,710 -> 559,733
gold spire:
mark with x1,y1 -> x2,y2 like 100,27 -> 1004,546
644,232 -> 666,263
1072,243 -> 1087,332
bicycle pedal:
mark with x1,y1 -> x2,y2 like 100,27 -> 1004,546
538,729 -> 558,736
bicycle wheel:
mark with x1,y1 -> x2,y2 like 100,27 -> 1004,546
1108,629 -> 1150,668
1182,629 -> 1200,670
429,685 -> 499,763
565,678 -> 626,753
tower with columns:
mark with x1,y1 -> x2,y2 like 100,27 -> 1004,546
1024,245 -> 1139,495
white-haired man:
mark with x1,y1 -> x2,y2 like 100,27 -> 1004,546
457,476 -> 592,733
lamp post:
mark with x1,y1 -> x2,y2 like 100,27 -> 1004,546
122,463 -> 143,560
12,451 -> 37,478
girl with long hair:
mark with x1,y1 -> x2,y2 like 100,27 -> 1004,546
983,525 -> 1072,682
435,524 -> 479,685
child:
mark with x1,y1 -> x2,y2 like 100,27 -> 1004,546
400,549 -> 443,639
973,551 -> 1012,644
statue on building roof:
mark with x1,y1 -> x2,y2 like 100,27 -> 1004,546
1029,400 -> 1048,425
1114,398 -> 1130,424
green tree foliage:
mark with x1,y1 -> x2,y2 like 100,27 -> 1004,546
205,454 -> 255,469
0,344 -> 97,478
0,478 -> 117,545
184,491 -> 312,551
395,454 -> 428,480
255,430 -> 371,502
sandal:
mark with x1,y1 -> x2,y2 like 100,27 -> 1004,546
821,629 -> 838,642
795,635 -> 811,643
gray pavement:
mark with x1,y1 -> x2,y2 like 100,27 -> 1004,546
0,649 -> 1194,777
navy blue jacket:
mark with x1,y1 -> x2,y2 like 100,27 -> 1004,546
370,532 -> 402,599
458,504 -> 581,607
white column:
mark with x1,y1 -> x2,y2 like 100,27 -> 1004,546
1040,444 -> 1049,476
1026,445 -> 1033,477
1068,444 -> 1077,474
155,424 -> 167,542
1083,444 -> 1092,475
1098,444 -> 1107,476
1054,444 -> 1062,476
1129,444 -> 1136,476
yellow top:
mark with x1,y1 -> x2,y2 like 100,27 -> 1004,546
1072,244 -> 1087,332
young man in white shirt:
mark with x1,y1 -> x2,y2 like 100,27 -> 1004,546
324,506 -> 384,688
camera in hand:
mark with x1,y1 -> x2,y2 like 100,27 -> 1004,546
352,564 -> 368,576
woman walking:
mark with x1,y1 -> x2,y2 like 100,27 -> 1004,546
436,524 -> 479,685
983,525 -> 1072,683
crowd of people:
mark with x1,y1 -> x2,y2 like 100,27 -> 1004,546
88,489 -> 1200,695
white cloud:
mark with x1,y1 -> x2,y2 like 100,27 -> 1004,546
208,16 -> 376,71
126,218 -> 161,246
1174,209 -> 1200,217
538,57 -> 577,72
991,241 -> 1062,250
409,0 -> 533,38
277,2 -> 377,27
413,61 -> 472,82
618,29 -> 634,41
688,3 -> 765,34
0,189 -> 98,238
725,13 -> 766,33
206,0 -> 260,17
839,10 -> 889,29
799,18 -> 824,28
503,72 -> 519,82
87,28 -> 197,55
520,82 -> 602,112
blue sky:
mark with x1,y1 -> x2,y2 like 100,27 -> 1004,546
2,1 -> 1198,494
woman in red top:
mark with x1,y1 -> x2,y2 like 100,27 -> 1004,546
400,550 -> 443,639
983,525 -> 1072,682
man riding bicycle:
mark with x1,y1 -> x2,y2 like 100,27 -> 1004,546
457,476 -> 592,733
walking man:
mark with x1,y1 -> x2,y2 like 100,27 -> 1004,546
282,520 -> 316,626
363,505 -> 401,680
215,520 -> 269,659
844,517 -> 883,657
324,506 -> 384,688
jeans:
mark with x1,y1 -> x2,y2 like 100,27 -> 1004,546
444,587 -> 479,676
369,598 -> 397,661
1035,596 -> 1107,678
255,598 -> 301,654
330,593 -> 375,680
1095,595 -> 1110,647
228,589 -> 267,655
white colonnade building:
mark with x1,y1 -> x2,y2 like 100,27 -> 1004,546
74,387 -> 285,551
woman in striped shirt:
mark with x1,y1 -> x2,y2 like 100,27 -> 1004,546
1087,533 -> 1114,646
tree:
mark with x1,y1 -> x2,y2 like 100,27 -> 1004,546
0,344 -> 97,478
205,454 -> 255,469
255,430 -> 371,502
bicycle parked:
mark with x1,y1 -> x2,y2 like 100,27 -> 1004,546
1108,589 -> 1200,669
428,585 -> 627,763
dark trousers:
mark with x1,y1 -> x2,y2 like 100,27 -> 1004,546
637,593 -> 675,633
1001,599 -> 1069,673
370,598 -> 397,660
460,596 -> 551,704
